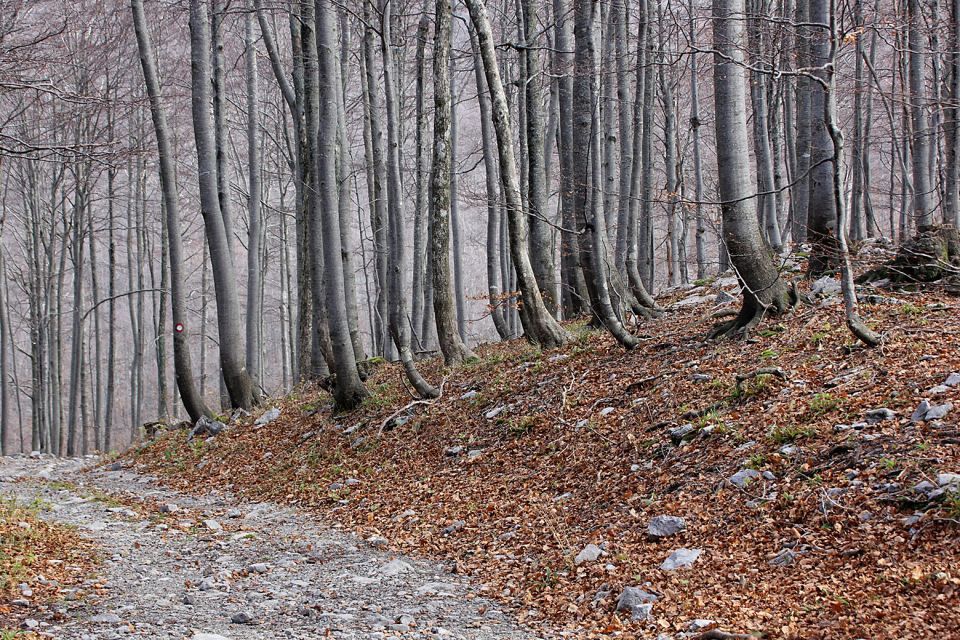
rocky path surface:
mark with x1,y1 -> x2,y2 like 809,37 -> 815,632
0,455 -> 539,640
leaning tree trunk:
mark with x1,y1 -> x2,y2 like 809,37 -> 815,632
380,0 -> 439,397
710,0 -> 794,338
464,0 -> 571,348
316,0 -> 368,409
822,0 -> 880,347
432,0 -> 477,364
132,0 -> 212,421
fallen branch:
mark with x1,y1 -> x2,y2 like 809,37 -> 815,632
735,367 -> 788,393
375,378 -> 448,437
696,630 -> 755,640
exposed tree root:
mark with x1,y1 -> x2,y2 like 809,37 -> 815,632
708,281 -> 798,340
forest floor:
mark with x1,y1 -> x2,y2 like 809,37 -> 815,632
5,270 -> 960,639
0,455 -> 532,639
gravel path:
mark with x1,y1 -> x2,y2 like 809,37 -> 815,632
0,455 -> 540,640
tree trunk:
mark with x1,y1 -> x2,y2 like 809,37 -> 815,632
432,0 -> 476,364
245,0 -> 263,391
316,0 -> 368,409
464,0 -> 571,349
187,0 -> 256,409
908,0 -> 935,228
710,0 -> 794,337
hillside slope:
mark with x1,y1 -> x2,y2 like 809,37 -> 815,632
134,280 -> 960,639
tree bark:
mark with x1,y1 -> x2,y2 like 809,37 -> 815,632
133,0 -> 212,421
464,0 -> 571,349
710,0 -> 794,337
187,0 -> 256,409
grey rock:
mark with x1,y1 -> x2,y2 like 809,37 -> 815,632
442,520 -> 465,536
615,587 -> 657,620
255,407 -> 281,427
599,407 -> 615,417
669,423 -> 695,444
811,276 -> 841,296
574,544 -> 603,565
230,611 -> 255,624
928,385 -> 951,396
460,390 -> 480,401
937,473 -> 960,490
444,446 -> 464,457
762,470 -> 777,481
345,478 -> 361,486
484,406 -> 505,420
159,503 -> 179,514
691,373 -> 713,382
647,515 -> 686,540
925,402 -> 953,421
769,548 -> 797,567
203,519 -> 222,532
198,577 -> 217,591
191,416 -> 225,438
946,372 -> 960,387
248,562 -> 270,574
23,620 -> 40,630
714,290 -> 737,305
688,620 -> 716,632
192,635 -> 232,640
379,559 -> 414,577
728,468 -> 761,488
660,548 -> 701,570
416,582 -> 456,596
367,535 -> 389,548
467,449 -> 483,460
779,444 -> 798,456
912,400 -> 931,422
865,408 -> 896,423
91,613 -> 122,624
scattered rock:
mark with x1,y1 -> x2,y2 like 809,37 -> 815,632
444,446 -> 464,457
159,503 -> 179,514
90,613 -> 122,624
770,548 -> 797,567
779,444 -> 798,456
691,373 -> 713,382
647,515 -> 686,540
811,276 -> 842,296
230,611 -> 255,624
379,559 -> 414,577
728,468 -> 761,489
574,544 -> 604,565
669,423 -> 695,444
23,620 -> 39,630
192,634 -> 231,640
599,407 -> 615,417
191,415 -> 225,438
660,548 -> 701,570
484,406 -> 505,420
255,407 -> 281,427
367,535 -> 389,548
672,294 -> 714,308
203,519 -> 222,532
248,562 -> 270,574
945,372 -> 960,387
688,619 -> 716,632
615,587 -> 658,620
460,390 -> 480,401
865,408 -> 896,423
442,520 -> 465,536
467,449 -> 483,460
938,473 -> 960,490
714,290 -> 737,305
913,400 -> 953,422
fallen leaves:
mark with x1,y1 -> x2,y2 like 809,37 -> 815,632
132,285 -> 960,639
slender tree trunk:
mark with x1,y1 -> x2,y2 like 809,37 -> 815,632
464,0 -> 571,348
188,0 -> 256,409
317,0 -> 368,409
245,0 -> 263,391
378,0 -> 440,396
133,0 -> 212,422
470,26 -> 510,339
433,0 -> 477,364
908,0 -> 935,228
689,0 -> 707,280
710,0 -> 794,337
412,4 -> 431,347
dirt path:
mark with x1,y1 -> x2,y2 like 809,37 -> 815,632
0,455 -> 538,640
